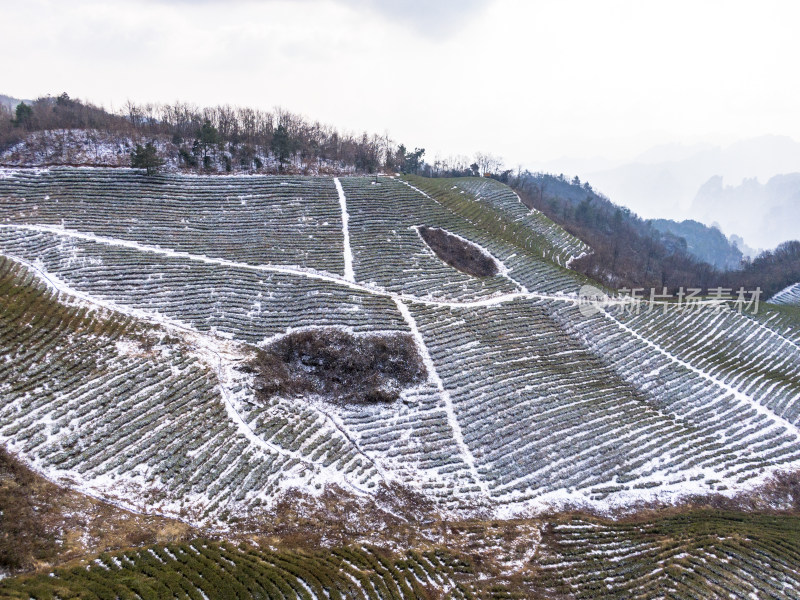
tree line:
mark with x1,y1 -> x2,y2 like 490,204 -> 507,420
513,171 -> 800,299
1,93 -> 511,178
1,93 -> 428,174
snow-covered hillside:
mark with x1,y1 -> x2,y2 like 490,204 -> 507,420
1,168 -> 800,528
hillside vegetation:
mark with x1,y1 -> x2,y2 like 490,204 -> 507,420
1,168 -> 800,596
514,171 -> 800,297
0,94 -> 422,175
249,329 -> 427,405
417,226 -> 500,277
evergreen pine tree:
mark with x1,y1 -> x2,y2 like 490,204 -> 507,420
11,103 -> 34,130
131,142 -> 165,175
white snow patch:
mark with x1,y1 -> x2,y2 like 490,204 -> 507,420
333,177 -> 355,283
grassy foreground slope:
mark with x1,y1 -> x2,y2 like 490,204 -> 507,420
2,509 -> 799,599
0,445 -> 194,576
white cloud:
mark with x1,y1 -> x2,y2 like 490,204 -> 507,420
2,0 -> 800,178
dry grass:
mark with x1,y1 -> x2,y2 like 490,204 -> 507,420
0,447 -> 195,576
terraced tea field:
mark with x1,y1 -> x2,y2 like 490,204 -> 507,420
1,167 -> 800,596
0,540 -> 478,600
2,167 -> 800,517
772,282 -> 800,305
536,510 -> 800,599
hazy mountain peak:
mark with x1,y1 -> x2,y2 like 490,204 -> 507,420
692,172 -> 800,249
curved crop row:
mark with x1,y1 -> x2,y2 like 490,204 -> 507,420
412,297 -> 800,503
0,168 -> 345,273
341,176 -> 517,301
446,176 -> 590,266
405,175 -> 591,293
0,256 -> 383,522
0,228 -> 407,343
536,511 -> 800,599
771,282 -> 800,306
0,540 -> 474,600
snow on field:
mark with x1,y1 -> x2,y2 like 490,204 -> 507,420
1,168 -> 800,526
393,298 -> 489,497
770,282 -> 800,305
334,177 -> 355,282
446,177 -> 591,267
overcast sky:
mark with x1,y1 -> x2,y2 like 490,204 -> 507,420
3,0 -> 800,173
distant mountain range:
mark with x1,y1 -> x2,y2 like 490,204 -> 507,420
648,218 -> 743,270
691,173 -> 800,251
548,135 -> 800,250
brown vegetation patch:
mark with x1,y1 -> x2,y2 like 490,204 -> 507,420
240,482 -> 541,586
247,329 -> 427,405
418,226 -> 499,277
0,447 -> 194,575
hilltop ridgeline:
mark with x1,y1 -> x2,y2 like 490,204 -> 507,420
0,93 -> 426,175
